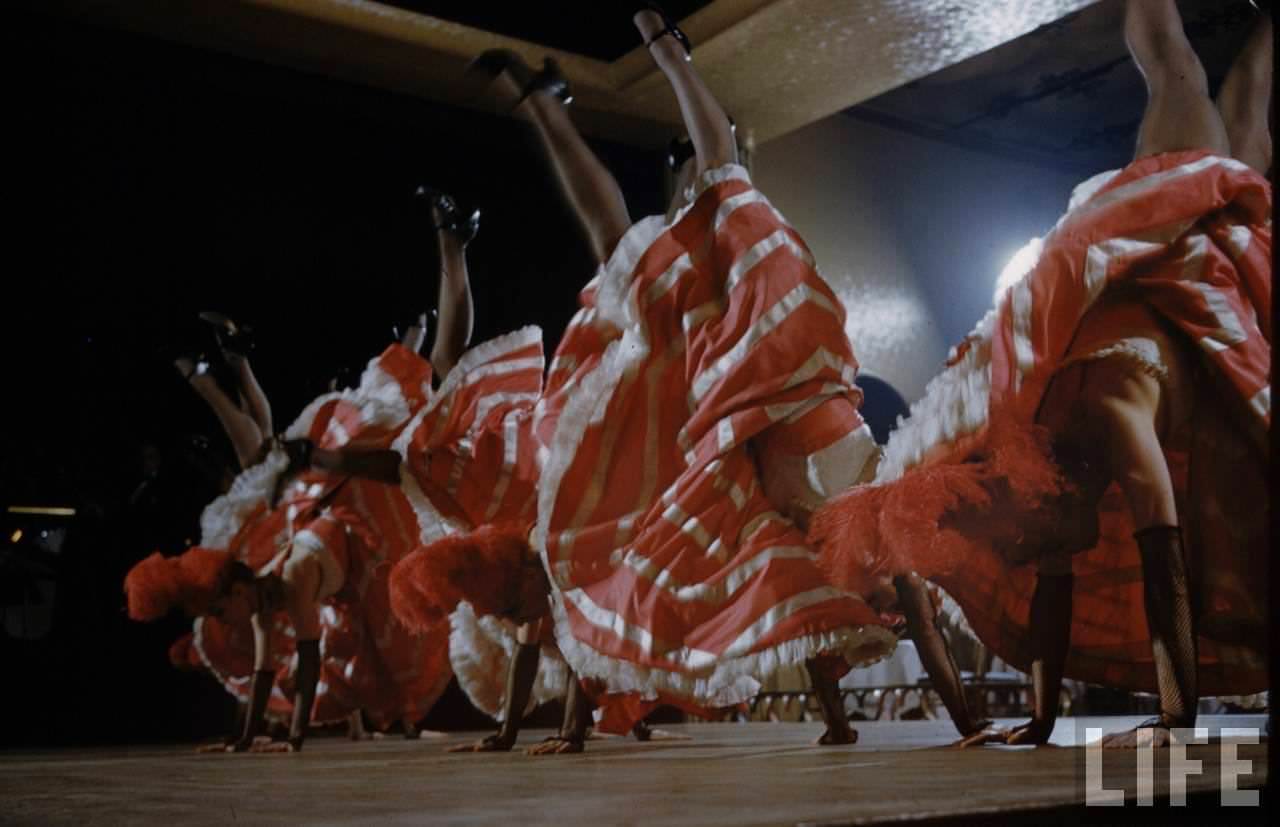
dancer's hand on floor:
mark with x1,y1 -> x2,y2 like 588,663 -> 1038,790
416,729 -> 449,740
814,726 -> 858,746
1100,725 -> 1173,749
213,735 -> 272,754
968,719 -> 1053,747
950,722 -> 1007,748
640,728 -> 691,742
526,736 -> 584,756
446,733 -> 513,753
247,739 -> 298,754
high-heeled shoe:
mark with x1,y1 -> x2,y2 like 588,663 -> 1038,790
468,49 -> 573,111
392,310 -> 434,350
666,117 -> 737,172
414,186 -> 481,245
160,318 -> 241,401
641,2 -> 692,57
199,311 -> 255,357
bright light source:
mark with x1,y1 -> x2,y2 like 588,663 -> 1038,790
994,237 -> 1043,302
9,529 -> 21,543
6,506 -> 77,517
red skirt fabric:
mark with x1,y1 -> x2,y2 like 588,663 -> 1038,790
394,327 -> 545,543
813,151 -> 1271,695
190,344 -> 452,727
389,328 -> 550,718
533,164 -> 896,725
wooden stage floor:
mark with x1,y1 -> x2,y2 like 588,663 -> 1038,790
1,716 -> 1268,826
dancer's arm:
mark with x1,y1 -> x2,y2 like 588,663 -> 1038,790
806,657 -> 856,745
525,677 -> 592,755
893,574 -> 995,744
447,620 -> 542,753
963,572 -> 1073,747
226,612 -> 276,752
252,559 -> 324,753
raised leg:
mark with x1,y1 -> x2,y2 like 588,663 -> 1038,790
428,215 -> 474,381
1125,0 -> 1230,160
1216,10 -> 1273,174
481,61 -> 631,264
228,354 -> 273,438
634,9 -> 737,174
176,358 -> 267,470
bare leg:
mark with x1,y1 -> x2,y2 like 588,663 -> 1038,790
227,354 -> 273,438
1073,360 -> 1196,748
400,313 -> 429,355
176,358 -> 267,470
1078,358 -> 1178,530
491,68 -> 631,264
1216,11 -> 1273,174
428,216 -> 474,381
1125,0 -> 1230,160
634,10 -> 737,174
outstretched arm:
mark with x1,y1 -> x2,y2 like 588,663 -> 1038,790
526,676 -> 592,756
893,574 -> 995,744
223,612 -> 275,752
251,558 -> 325,753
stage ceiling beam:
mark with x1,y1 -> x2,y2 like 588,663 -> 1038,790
25,0 -> 1100,148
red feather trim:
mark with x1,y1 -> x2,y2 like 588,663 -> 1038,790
389,523 -> 532,633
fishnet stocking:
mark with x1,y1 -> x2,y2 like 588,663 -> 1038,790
1136,525 -> 1198,727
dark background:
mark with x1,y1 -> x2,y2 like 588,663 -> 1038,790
1,7 -> 666,747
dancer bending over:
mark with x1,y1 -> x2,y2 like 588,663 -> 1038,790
812,0 -> 1271,749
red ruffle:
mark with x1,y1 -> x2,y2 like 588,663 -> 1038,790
124,547 -> 234,621
389,522 -> 533,633
810,415 -> 1066,593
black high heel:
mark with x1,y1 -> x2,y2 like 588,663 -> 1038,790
199,311 -> 255,358
414,186 -> 481,245
641,3 -> 692,57
666,117 -> 737,172
392,310 -> 434,351
467,49 -> 573,111
161,315 -> 241,401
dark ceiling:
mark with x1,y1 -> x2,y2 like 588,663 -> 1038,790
848,0 -> 1263,176
379,1 -> 715,61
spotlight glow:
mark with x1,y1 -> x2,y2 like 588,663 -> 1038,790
994,237 -> 1043,301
